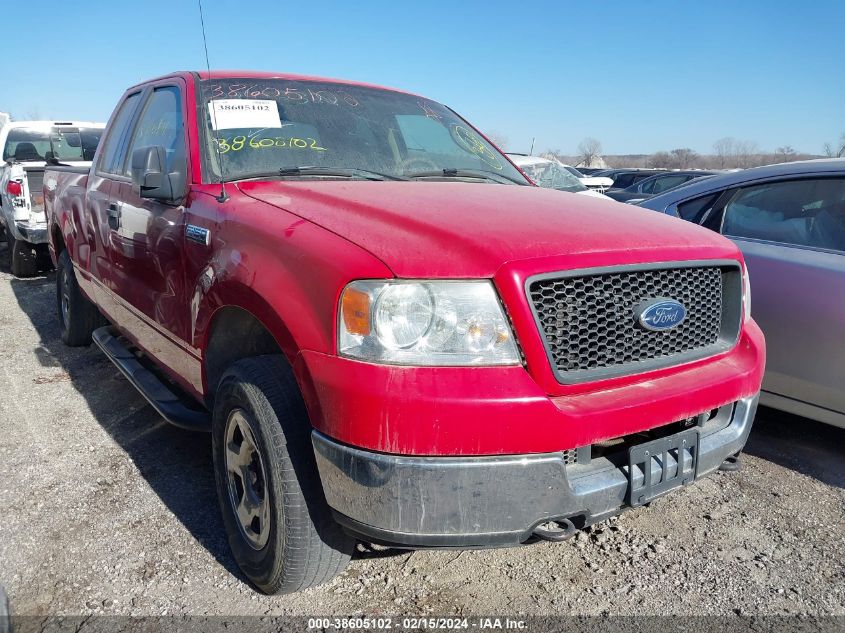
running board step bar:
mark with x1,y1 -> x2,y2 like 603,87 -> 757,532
92,327 -> 211,432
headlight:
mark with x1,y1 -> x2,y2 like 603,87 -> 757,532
338,280 -> 520,366
743,266 -> 751,320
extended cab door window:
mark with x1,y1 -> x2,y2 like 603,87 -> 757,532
98,92 -> 142,175
121,86 -> 186,177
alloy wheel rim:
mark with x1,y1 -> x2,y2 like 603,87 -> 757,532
224,409 -> 270,550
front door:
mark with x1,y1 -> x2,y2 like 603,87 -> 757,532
107,83 -> 194,370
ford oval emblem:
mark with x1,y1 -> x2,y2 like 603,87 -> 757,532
636,298 -> 687,331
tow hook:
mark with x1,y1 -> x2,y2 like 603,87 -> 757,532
719,452 -> 742,472
532,518 -> 577,542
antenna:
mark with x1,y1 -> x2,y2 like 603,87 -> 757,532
197,0 -> 228,203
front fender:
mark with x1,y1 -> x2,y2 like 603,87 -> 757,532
191,199 -> 392,394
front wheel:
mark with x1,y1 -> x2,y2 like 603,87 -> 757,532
212,355 -> 354,594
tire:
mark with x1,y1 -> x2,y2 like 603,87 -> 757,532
212,355 -> 354,594
57,250 -> 104,346
7,233 -> 38,278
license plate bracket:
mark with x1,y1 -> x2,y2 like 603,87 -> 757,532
628,428 -> 699,507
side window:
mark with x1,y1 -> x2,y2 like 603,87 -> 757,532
640,178 -> 656,194
652,174 -> 688,194
97,92 -> 141,175
722,178 -> 845,252
614,174 -> 633,188
122,86 -> 185,176
677,192 -> 721,223
80,128 -> 103,161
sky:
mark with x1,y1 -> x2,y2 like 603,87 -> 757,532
2,0 -> 842,156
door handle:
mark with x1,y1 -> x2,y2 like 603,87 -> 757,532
108,203 -> 121,230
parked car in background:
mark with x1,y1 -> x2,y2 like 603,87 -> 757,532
0,121 -> 104,276
507,154 -> 612,200
45,70 -> 763,595
595,168 -> 667,190
605,170 -> 718,204
561,164 -> 614,192
573,166 -> 604,175
640,159 -> 845,429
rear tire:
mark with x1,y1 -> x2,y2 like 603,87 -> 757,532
212,355 -> 354,594
8,233 -> 38,278
57,250 -> 104,346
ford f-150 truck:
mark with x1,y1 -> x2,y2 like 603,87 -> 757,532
1,120 -> 104,276
44,71 -> 765,595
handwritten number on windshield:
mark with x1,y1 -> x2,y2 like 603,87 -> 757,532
205,83 -> 358,106
214,136 -> 327,154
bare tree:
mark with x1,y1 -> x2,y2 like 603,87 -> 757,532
485,130 -> 508,152
577,138 -> 602,167
713,137 -> 736,169
823,133 -> 845,158
670,148 -> 698,169
649,151 -> 672,168
773,146 -> 797,164
734,140 -> 760,168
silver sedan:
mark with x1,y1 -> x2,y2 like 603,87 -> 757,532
639,159 -> 845,428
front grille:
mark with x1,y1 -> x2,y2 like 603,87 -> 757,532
528,262 -> 742,383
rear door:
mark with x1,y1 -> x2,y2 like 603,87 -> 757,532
717,177 -> 845,415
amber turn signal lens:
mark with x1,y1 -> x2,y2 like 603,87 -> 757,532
341,288 -> 371,336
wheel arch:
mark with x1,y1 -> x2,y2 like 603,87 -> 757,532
203,304 -> 290,402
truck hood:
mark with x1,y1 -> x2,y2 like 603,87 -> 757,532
239,181 -> 740,277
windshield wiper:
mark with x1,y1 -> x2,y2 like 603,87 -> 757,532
232,166 -> 408,182
405,168 -> 527,185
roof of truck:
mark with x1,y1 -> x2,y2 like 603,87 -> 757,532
129,70 -> 421,98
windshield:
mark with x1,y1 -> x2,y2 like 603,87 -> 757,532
517,160 -> 587,193
199,79 -> 528,184
563,165 -> 584,178
2,127 -> 102,162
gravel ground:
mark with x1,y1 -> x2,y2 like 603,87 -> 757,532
0,248 -> 843,619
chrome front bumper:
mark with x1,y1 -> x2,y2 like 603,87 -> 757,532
312,394 -> 759,547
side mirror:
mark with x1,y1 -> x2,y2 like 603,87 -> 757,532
130,146 -> 186,202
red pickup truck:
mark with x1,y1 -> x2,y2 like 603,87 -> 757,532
44,71 -> 765,594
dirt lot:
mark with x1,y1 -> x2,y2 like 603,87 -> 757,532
0,251 -> 843,619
